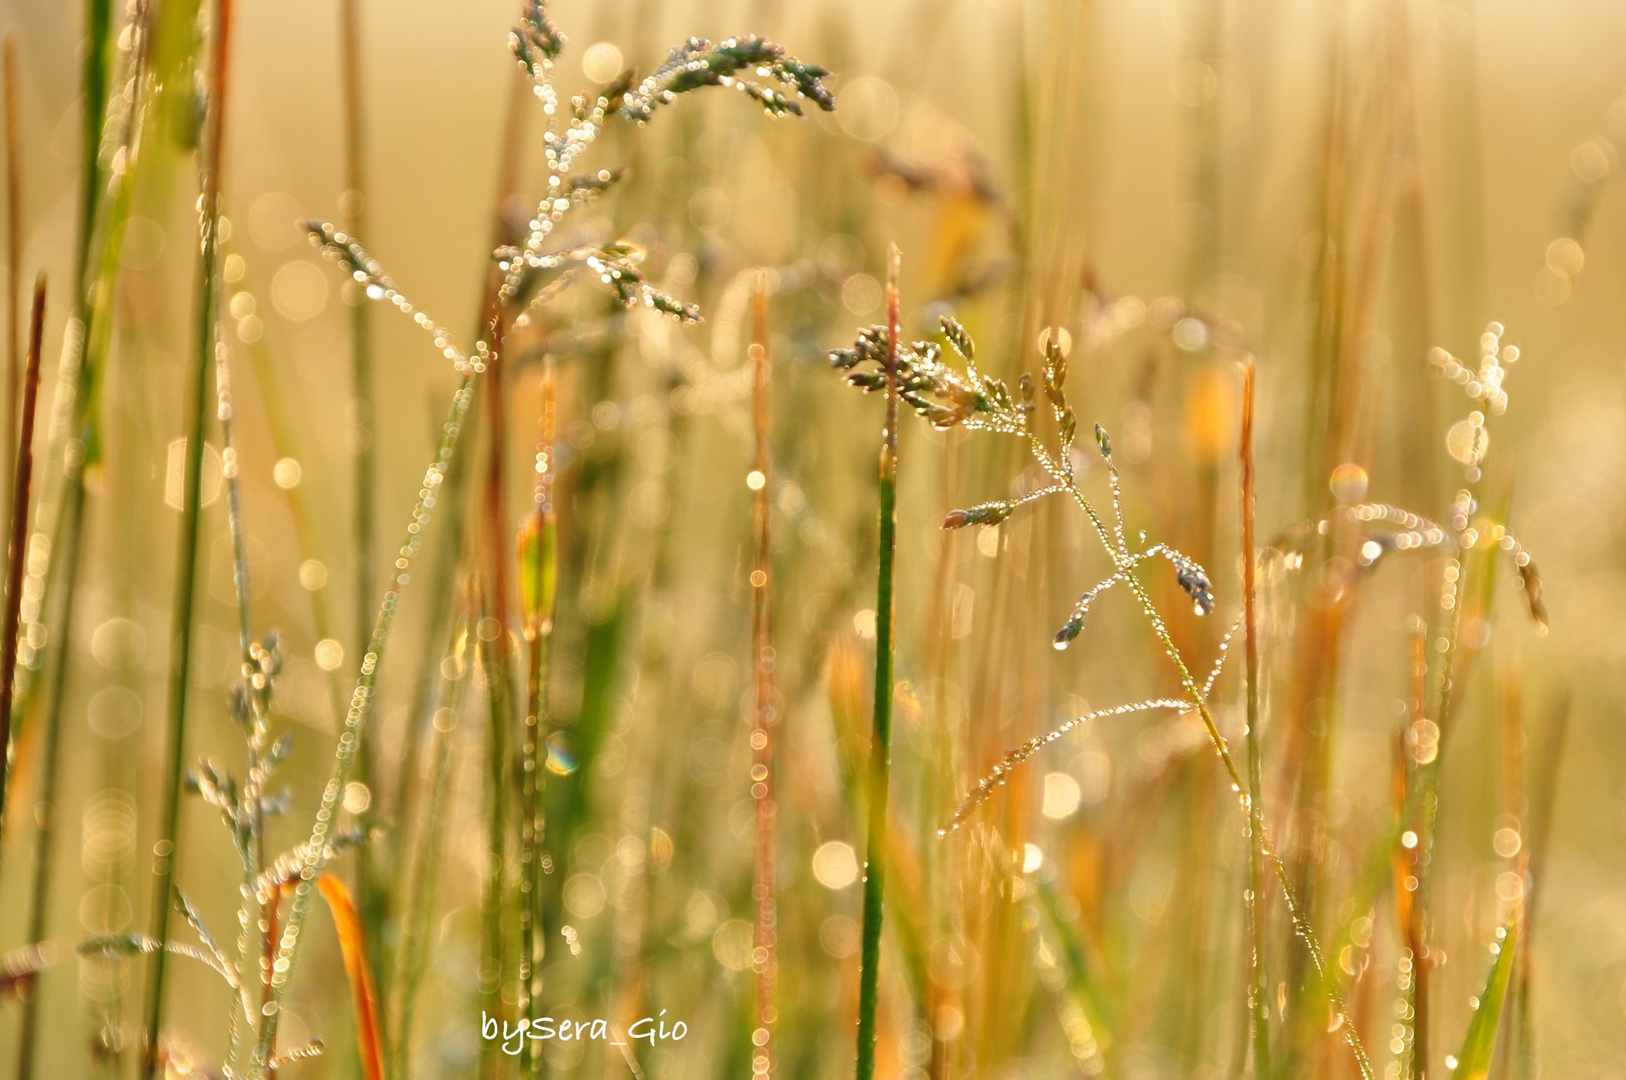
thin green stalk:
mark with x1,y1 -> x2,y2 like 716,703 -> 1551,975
854,243 -> 901,1080
339,0 -> 387,1014
478,584 -> 514,1080
390,656 -> 467,1080
340,0 -> 372,718
144,1 -> 232,1073
0,277 -> 43,844
1239,356 -> 1269,1078
518,356 -> 556,1079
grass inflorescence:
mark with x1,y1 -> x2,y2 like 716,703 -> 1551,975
0,3 -> 1594,1080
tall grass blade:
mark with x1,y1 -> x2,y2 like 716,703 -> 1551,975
317,874 -> 385,1080
1450,920 -> 1519,1080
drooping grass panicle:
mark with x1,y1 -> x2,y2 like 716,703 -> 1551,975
249,6 -> 831,1072
617,34 -> 835,122
940,699 -> 1191,837
305,222 -> 484,373
943,612 -> 1241,835
844,297 -> 1376,1078
830,314 -> 1026,435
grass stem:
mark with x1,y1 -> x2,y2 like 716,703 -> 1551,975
0,276 -> 44,842
854,243 -> 902,1080
519,354 -> 556,1078
4,36 -> 19,519
1239,356 -> 1270,1078
144,1 -> 233,1072
749,275 -> 777,1080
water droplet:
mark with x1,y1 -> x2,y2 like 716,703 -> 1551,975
546,731 -> 579,775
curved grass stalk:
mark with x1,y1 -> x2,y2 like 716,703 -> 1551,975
940,699 -> 1191,836
1048,448 -> 1374,1080
249,364 -> 478,1075
943,613 -> 1243,834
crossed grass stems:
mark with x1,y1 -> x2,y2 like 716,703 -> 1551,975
18,0 -> 1548,1073
69,3 -> 834,1076
832,298 -> 1548,1078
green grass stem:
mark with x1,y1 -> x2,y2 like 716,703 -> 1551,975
144,1 -> 232,1072
854,243 -> 901,1080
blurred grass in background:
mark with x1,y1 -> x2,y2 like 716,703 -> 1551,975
0,1 -> 1622,1079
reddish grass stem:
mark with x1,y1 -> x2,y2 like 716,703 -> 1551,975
0,275 -> 43,835
3,37 -> 19,515
749,275 -> 777,1080
1239,356 -> 1270,1077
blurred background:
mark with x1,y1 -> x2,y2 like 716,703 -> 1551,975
0,0 -> 1622,1078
